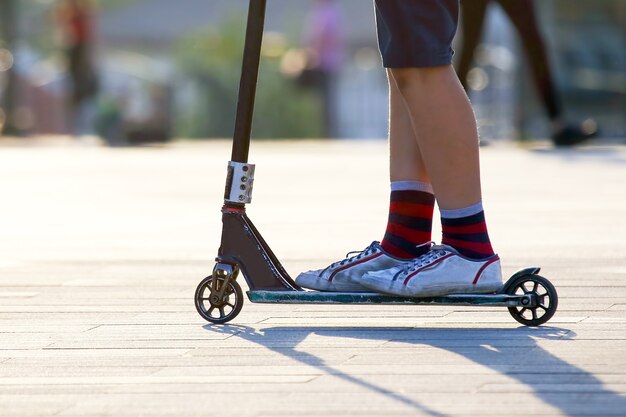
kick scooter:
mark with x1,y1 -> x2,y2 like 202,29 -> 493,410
194,0 -> 558,327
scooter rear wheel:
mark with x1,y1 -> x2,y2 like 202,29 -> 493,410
504,274 -> 558,326
195,275 -> 244,324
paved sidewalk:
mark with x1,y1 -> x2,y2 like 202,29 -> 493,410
1,139 -> 625,416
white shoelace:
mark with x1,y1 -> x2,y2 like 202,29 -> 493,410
329,241 -> 379,268
401,244 -> 452,275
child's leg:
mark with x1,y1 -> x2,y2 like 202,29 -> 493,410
389,66 -> 482,210
390,65 -> 495,260
388,72 -> 429,183
297,0 -> 502,295
375,0 -> 481,209
293,71 -> 435,292
363,66 -> 502,295
381,73 -> 436,259
360,0 -> 501,297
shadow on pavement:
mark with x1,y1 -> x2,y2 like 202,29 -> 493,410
203,325 -> 626,416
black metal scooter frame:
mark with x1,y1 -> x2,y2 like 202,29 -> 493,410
216,0 -> 299,292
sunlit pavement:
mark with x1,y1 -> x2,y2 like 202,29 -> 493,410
1,137 -> 625,417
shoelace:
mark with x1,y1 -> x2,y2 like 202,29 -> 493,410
402,244 -> 451,275
329,242 -> 379,268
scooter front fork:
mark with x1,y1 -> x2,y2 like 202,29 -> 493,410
210,262 -> 240,301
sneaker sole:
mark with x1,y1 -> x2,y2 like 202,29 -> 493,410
361,278 -> 502,298
401,283 -> 503,298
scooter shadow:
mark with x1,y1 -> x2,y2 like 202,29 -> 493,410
202,324 -> 626,416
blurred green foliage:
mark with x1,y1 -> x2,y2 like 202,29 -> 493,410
175,16 -> 323,139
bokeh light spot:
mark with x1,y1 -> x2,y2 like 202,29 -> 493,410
467,67 -> 490,91
0,49 -> 14,72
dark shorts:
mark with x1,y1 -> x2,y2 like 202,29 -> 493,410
375,0 -> 459,68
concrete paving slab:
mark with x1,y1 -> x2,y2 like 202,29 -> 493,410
1,140 -> 625,417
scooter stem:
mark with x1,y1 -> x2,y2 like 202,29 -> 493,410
231,0 -> 267,164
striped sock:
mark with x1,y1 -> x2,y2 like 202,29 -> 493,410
381,181 -> 435,259
441,202 -> 495,259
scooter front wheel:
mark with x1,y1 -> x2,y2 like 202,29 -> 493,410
504,274 -> 558,326
195,275 -> 244,324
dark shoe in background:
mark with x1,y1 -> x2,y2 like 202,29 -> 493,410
552,119 -> 599,147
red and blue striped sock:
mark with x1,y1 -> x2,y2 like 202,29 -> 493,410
381,181 -> 435,259
441,202 -> 495,259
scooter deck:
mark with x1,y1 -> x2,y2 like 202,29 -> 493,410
247,290 -> 531,307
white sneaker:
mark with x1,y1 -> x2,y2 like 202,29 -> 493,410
360,244 -> 502,297
295,242 -> 411,292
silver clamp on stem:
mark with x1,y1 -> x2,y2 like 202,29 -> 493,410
224,161 -> 255,204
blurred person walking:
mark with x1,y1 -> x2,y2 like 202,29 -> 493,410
55,0 -> 99,136
303,0 -> 344,138
457,0 -> 597,147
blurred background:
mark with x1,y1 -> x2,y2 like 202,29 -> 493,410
0,0 -> 624,144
